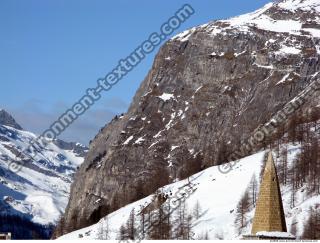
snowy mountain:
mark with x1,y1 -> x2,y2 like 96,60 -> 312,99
0,109 -> 23,130
58,143 -> 319,240
59,0 -> 320,236
176,0 -> 320,42
0,109 -> 87,238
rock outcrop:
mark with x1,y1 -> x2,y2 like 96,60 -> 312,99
59,0 -> 320,235
0,109 -> 23,130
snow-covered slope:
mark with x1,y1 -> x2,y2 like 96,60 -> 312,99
59,144 -> 318,240
0,111 -> 87,226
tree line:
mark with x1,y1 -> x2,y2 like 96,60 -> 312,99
117,191 -> 207,240
234,109 -> 320,239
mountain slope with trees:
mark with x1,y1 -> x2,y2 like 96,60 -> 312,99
59,0 -> 320,236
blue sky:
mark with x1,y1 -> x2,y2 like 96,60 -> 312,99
0,0 -> 271,144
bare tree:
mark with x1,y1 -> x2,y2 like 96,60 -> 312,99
96,217 -> 109,240
69,209 -> 79,233
118,208 -> 136,240
290,216 -> 298,237
308,137 -> 319,195
288,114 -> 298,143
54,216 -> 65,237
234,189 -> 250,235
248,175 -> 258,206
259,152 -> 268,182
185,213 -> 193,240
148,202 -> 172,239
147,191 -> 172,240
309,109 -> 319,131
197,231 -> 210,240
97,221 -> 104,240
178,152 -> 203,180
279,145 -> 288,185
127,208 -> 136,240
139,206 -> 146,239
302,208 -> 320,239
118,224 -> 127,240
193,200 -> 202,220
174,201 -> 193,240
214,230 -> 224,240
289,163 -> 297,208
204,231 -> 209,240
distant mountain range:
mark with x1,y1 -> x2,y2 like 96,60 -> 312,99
0,109 -> 87,239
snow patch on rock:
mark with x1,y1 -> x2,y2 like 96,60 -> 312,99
123,135 -> 134,145
157,93 -> 175,102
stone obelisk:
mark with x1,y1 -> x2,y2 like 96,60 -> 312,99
251,151 -> 287,234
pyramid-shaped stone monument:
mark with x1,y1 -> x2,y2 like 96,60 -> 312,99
243,151 -> 295,240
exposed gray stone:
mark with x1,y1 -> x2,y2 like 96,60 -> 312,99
0,109 -> 22,130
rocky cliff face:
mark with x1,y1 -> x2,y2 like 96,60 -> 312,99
59,0 -> 320,235
0,109 -> 23,130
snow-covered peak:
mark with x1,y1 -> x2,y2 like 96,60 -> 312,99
0,109 -> 23,130
223,0 -> 320,37
173,0 -> 320,41
277,0 -> 320,13
227,2 -> 273,26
